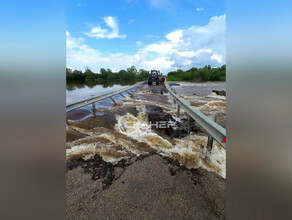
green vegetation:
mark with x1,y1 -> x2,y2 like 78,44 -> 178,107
66,66 -> 149,85
66,64 -> 226,89
167,65 -> 226,82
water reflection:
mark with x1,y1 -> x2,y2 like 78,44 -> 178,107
66,80 -> 135,91
66,81 -> 134,104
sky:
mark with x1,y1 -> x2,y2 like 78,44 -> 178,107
66,0 -> 226,74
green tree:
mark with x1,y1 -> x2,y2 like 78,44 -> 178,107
166,65 -> 226,82
137,69 -> 149,81
84,68 -> 95,80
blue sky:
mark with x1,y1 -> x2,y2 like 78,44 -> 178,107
67,0 -> 225,73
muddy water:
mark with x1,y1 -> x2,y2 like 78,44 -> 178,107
66,82 -> 226,178
171,81 -> 226,96
172,82 -> 226,128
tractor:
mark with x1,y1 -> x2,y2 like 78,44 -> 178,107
148,70 -> 164,85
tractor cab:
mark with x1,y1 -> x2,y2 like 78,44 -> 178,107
148,70 -> 160,85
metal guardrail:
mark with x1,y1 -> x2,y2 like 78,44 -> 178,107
165,80 -> 226,149
66,81 -> 145,112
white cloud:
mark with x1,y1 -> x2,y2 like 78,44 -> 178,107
169,14 -> 226,68
211,52 -> 223,63
142,57 -> 174,70
178,49 -> 212,58
166,30 -> 183,43
142,14 -> 225,69
196,8 -> 204,12
129,19 -> 135,24
67,31 -> 147,72
136,41 -> 142,46
145,42 -> 175,55
84,16 -> 126,39
67,14 -> 225,74
66,31 -> 108,67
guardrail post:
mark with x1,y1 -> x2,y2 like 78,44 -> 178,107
177,104 -> 180,118
207,115 -> 217,152
92,102 -> 96,116
187,114 -> 195,135
207,135 -> 214,152
187,115 -> 191,135
110,96 -> 117,105
127,91 -> 133,97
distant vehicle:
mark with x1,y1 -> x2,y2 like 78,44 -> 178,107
148,70 -> 164,85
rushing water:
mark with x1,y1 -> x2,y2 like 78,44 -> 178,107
66,81 -> 226,178
171,81 -> 226,96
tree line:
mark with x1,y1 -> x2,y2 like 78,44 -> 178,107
167,65 -> 226,82
66,66 -> 149,84
66,64 -> 226,84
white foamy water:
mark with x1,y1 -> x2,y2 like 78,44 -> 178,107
114,108 -> 226,178
66,126 -> 151,163
176,92 -> 226,121
66,82 -> 226,178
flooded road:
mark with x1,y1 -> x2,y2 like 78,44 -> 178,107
66,81 -> 226,178
171,81 -> 226,96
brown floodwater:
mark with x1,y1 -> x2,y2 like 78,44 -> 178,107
66,82 -> 226,178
